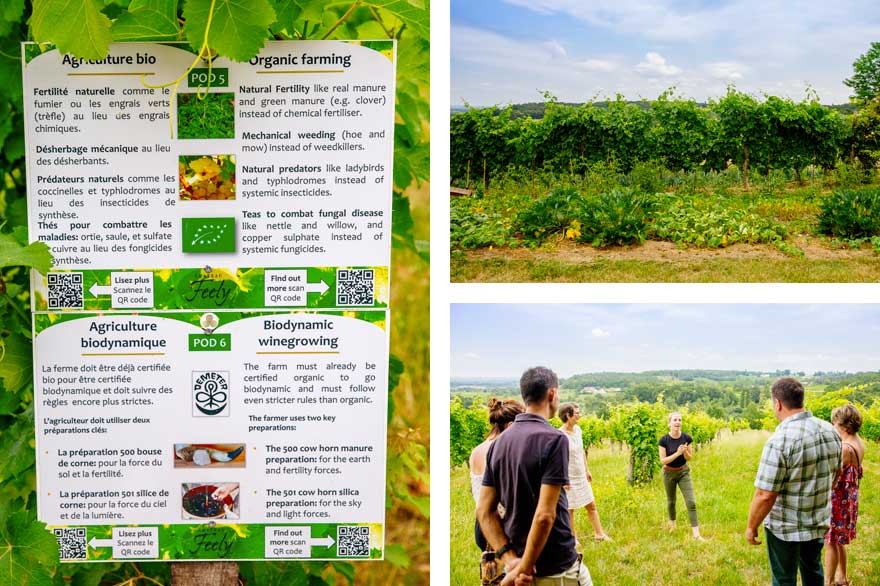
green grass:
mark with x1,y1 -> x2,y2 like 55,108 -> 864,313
450,256 -> 880,283
451,431 -> 880,585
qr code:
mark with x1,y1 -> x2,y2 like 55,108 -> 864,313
53,527 -> 87,560
337,525 -> 370,557
47,272 -> 83,309
336,269 -> 374,306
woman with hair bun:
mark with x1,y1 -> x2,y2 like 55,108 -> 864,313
824,404 -> 865,586
468,397 -> 525,550
658,412 -> 705,540
559,402 -> 611,545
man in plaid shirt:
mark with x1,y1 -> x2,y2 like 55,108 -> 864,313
745,377 -> 842,586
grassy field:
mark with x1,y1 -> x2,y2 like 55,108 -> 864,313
450,252 -> 880,283
451,431 -> 879,585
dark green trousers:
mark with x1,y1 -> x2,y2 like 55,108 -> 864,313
661,466 -> 698,527
765,528 -> 824,586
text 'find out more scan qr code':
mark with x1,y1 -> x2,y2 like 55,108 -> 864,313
53,527 -> 87,560
336,269 -> 374,306
337,525 -> 370,557
47,272 -> 84,309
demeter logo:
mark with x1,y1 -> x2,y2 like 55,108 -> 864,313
182,218 -> 236,253
192,371 -> 230,417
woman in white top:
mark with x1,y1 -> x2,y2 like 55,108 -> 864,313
468,397 -> 524,550
559,402 -> 611,545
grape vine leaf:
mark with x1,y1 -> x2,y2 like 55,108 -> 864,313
368,0 -> 428,37
183,0 -> 276,62
384,543 -> 410,568
0,333 -> 32,395
0,235 -> 52,274
112,0 -> 181,41
269,0 -> 324,34
0,35 -> 23,105
0,510 -> 58,586
0,408 -> 35,480
391,192 -> 417,253
30,0 -> 112,60
0,381 -> 20,416
0,0 -> 24,37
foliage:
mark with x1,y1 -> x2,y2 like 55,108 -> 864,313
817,187 -> 880,238
845,41 -> 880,103
577,188 -> 655,247
609,402 -> 664,485
650,194 -> 794,252
851,98 -> 880,171
449,397 -> 491,467
515,186 -> 585,243
1,1 -> 430,585
449,203 -> 514,250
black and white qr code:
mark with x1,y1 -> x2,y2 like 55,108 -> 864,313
336,269 -> 374,306
47,272 -> 83,309
337,525 -> 370,557
53,527 -> 87,560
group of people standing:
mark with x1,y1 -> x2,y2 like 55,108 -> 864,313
468,369 -> 865,586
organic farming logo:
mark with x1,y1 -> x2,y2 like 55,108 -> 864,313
192,371 -> 229,417
182,218 -> 236,253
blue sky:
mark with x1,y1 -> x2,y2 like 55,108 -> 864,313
450,304 -> 880,378
451,0 -> 880,106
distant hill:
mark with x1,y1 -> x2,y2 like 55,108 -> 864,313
451,101 -> 860,119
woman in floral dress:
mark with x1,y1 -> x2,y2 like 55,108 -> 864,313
824,404 -> 865,586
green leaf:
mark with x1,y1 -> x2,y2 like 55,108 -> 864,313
112,0 -> 180,41
383,543 -> 411,568
0,333 -> 31,396
0,0 -> 24,37
330,562 -> 355,584
387,353 -> 403,422
184,0 -> 275,62
269,0 -> 323,35
31,0 -> 112,60
0,380 -> 21,416
0,235 -> 52,274
0,35 -> 23,106
391,191 -> 416,254
0,510 -> 58,586
368,0 -> 428,37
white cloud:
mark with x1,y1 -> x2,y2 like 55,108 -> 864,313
577,58 -> 614,72
591,327 -> 610,338
705,61 -> 748,80
637,52 -> 682,76
465,352 -> 480,359
543,40 -> 568,58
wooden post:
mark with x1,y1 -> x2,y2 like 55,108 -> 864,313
171,562 -> 239,586
483,158 -> 487,191
743,143 -> 750,190
466,159 -> 471,189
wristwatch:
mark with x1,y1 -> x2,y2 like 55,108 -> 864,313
495,543 -> 513,559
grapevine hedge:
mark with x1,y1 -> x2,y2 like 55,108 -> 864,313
451,90 -> 880,189
0,1 -> 429,586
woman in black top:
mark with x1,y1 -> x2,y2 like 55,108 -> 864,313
658,412 -> 705,540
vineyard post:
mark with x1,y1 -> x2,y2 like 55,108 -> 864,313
483,158 -> 487,190
743,143 -> 750,189
172,562 -> 238,586
467,159 -> 471,189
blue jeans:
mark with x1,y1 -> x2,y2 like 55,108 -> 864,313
765,528 -> 824,586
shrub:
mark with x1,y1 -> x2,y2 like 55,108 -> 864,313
577,188 -> 656,247
515,186 -> 586,242
818,187 -> 880,238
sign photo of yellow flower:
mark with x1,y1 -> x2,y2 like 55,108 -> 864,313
179,155 -> 236,201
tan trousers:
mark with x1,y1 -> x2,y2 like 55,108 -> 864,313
532,560 -> 592,586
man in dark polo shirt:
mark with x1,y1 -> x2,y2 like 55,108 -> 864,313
477,366 -> 592,586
